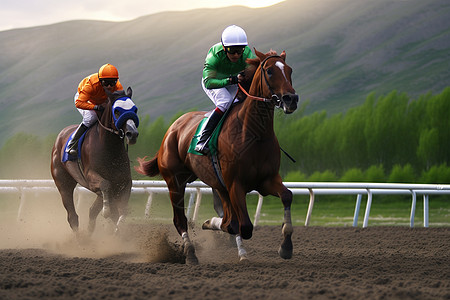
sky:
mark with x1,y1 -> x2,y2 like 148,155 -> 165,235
0,0 -> 285,32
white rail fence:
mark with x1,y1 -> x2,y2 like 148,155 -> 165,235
1,180 -> 449,228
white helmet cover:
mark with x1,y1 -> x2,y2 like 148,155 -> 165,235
221,25 -> 248,46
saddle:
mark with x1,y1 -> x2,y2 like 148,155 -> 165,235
188,102 -> 240,156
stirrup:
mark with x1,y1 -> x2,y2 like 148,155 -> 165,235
194,143 -> 210,155
67,146 -> 78,156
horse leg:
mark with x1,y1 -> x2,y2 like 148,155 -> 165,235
228,183 -> 253,240
113,198 -> 128,235
101,192 -> 111,219
202,189 -> 226,230
60,188 -> 79,232
169,186 -> 198,265
263,177 -> 293,259
204,189 -> 249,262
278,186 -> 293,259
88,195 -> 103,234
235,234 -> 248,261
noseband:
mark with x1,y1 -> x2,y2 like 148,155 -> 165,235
238,55 -> 282,107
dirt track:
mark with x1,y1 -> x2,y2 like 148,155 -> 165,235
0,223 -> 449,299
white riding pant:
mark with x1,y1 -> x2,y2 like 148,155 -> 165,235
74,92 -> 98,127
201,80 -> 239,113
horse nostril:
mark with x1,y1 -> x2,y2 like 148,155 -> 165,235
282,94 -> 298,104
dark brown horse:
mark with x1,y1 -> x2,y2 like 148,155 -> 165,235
136,50 -> 298,264
51,87 -> 139,234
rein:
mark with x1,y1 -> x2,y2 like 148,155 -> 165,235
97,116 -> 125,139
237,55 -> 282,106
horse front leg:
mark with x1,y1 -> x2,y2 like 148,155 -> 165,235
278,185 -> 293,259
112,194 -> 129,235
263,177 -> 293,259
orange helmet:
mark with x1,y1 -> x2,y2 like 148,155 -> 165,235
98,63 -> 119,79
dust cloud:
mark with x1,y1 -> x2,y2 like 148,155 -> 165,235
0,190 -> 236,264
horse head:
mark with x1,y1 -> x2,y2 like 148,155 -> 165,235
104,87 -> 139,145
246,49 -> 299,114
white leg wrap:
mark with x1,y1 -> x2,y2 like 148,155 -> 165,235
102,200 -> 111,218
114,215 -> 125,233
236,235 -> 247,259
210,217 -> 222,230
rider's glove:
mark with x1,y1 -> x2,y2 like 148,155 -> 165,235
228,76 -> 238,85
94,105 -> 104,111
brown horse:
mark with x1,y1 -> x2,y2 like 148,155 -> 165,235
51,87 -> 139,234
136,50 -> 298,264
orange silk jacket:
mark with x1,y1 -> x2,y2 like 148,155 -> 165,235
75,73 -> 123,110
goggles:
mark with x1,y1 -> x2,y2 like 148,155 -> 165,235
101,79 -> 117,87
225,46 -> 245,55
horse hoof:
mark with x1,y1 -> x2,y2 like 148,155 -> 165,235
202,219 -> 212,230
278,246 -> 293,259
278,234 -> 293,259
102,208 -> 111,219
186,255 -> 199,265
239,255 -> 249,263
184,242 -> 199,265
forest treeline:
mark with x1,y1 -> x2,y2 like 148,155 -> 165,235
1,87 -> 449,183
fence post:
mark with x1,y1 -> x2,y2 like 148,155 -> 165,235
410,190 -> 417,228
254,193 -> 264,227
145,191 -> 153,218
192,188 -> 202,222
423,195 -> 429,228
186,192 -> 195,221
363,189 -> 372,228
305,188 -> 314,226
16,188 -> 25,222
353,194 -> 362,227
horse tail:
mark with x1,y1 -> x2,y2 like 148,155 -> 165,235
135,154 -> 160,177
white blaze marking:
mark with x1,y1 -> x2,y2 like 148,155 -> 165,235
275,61 -> 288,81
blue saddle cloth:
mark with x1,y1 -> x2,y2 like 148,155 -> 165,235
62,130 -> 88,162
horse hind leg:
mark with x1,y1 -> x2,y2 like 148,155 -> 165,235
58,185 -> 79,232
169,182 -> 199,265
202,217 -> 248,262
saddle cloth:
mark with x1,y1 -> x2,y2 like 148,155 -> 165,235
62,129 -> 89,162
188,115 -> 225,156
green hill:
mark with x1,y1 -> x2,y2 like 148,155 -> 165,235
0,0 -> 449,146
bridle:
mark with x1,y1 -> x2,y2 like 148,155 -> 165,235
97,99 -> 125,139
98,117 -> 125,138
237,55 -> 282,107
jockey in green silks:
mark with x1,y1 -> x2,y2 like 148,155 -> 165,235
194,25 -> 256,155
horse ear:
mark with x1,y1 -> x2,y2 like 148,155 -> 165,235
254,48 -> 266,61
280,50 -> 286,61
127,87 -> 132,98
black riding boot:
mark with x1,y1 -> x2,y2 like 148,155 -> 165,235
194,110 -> 223,154
66,123 -> 89,156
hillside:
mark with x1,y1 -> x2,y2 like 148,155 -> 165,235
0,0 -> 449,146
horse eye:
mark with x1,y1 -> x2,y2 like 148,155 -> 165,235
266,68 -> 273,77
114,110 -> 121,119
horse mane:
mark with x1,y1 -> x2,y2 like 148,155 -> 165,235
237,49 -> 279,101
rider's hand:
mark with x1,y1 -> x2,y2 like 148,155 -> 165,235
94,105 -> 104,111
228,76 -> 238,85
237,73 -> 245,83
